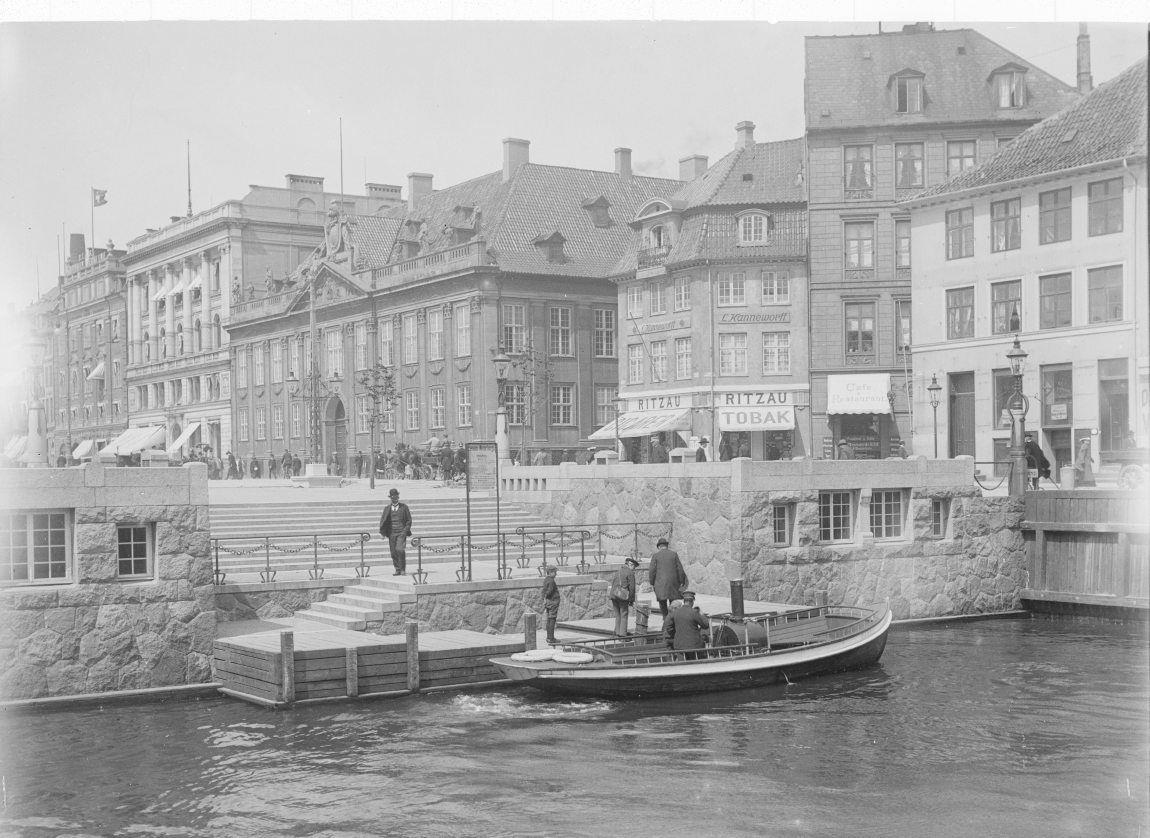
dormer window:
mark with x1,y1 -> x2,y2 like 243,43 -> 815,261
896,75 -> 923,113
990,64 -> 1028,109
737,212 -> 773,245
581,196 -> 613,228
648,225 -> 671,249
534,231 -> 567,264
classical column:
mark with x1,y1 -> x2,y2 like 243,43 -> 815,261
200,250 -> 212,351
126,275 -> 137,364
182,257 -> 194,355
149,269 -> 161,361
163,264 -> 176,359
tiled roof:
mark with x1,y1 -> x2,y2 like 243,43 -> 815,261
805,27 -> 1079,130
349,214 -> 405,267
674,138 -> 806,208
910,56 -> 1148,202
668,209 -> 808,264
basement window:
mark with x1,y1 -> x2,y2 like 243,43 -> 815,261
117,524 -> 154,579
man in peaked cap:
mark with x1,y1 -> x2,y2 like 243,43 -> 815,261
379,488 -> 413,575
664,590 -> 710,659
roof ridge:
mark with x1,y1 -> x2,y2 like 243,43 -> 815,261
963,28 -> 1079,95
520,161 -> 683,185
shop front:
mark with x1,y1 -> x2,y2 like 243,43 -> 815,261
826,374 -> 896,459
710,390 -> 801,460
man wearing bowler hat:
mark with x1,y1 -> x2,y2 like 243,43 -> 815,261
379,488 -> 413,575
664,590 -> 710,659
648,537 -> 687,620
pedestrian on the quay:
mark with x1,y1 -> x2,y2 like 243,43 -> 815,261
542,565 -> 561,645
737,436 -> 751,458
226,451 -> 238,479
1075,435 -> 1096,487
354,449 -> 364,478
1024,433 -> 1050,489
718,436 -> 734,461
609,556 -> 641,637
379,488 -> 413,576
837,440 -> 856,460
695,437 -> 710,462
281,450 -> 293,478
249,454 -> 261,479
648,537 -> 687,619
649,434 -> 669,463
292,454 -> 302,476
664,590 -> 710,659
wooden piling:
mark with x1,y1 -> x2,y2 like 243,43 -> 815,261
280,630 -> 295,705
524,611 -> 538,650
345,647 -> 359,697
406,620 -> 420,693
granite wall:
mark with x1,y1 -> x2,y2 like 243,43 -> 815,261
0,462 -> 216,701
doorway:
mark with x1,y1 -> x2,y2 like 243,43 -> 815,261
948,372 -> 975,458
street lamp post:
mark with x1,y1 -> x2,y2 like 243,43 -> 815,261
492,345 -> 511,463
927,374 -> 942,458
1006,335 -> 1030,496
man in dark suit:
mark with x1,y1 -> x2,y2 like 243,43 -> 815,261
664,591 -> 710,659
379,488 -> 413,575
648,537 -> 687,619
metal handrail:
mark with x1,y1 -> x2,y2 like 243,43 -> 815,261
411,526 -> 594,584
209,530 -> 372,583
525,520 -> 673,563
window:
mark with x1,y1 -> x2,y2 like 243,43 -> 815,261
895,300 -> 912,351
991,280 -> 1021,334
238,408 -> 249,442
946,141 -> 976,177
895,75 -> 923,113
930,499 -> 949,538
649,282 -> 667,316
271,341 -> 284,383
1,511 -> 69,583
675,337 -> 692,380
290,403 -> 302,437
430,388 -> 446,430
378,319 -> 393,366
405,391 -> 420,431
456,383 -> 472,427
272,404 -> 284,439
454,303 -> 471,357
819,492 -> 852,542
550,385 -> 574,426
870,490 -> 905,539
650,340 -> 668,382
718,333 -> 747,376
946,288 -> 975,339
757,330 -> 792,375
843,145 -> 874,196
1088,178 -> 1123,236
626,286 -> 644,319
761,271 -> 790,305
288,340 -> 300,380
739,213 -> 770,244
1088,265 -> 1123,323
253,346 -> 265,386
993,369 -> 1015,428
628,345 -> 643,384
355,395 -> 371,435
993,70 -> 1026,108
895,143 -> 924,188
503,304 -> 526,352
945,208 -> 974,259
648,225 -> 670,248
506,383 -> 527,426
117,524 -> 152,578
844,221 -> 875,269
549,307 -> 572,356
595,386 -> 617,428
717,272 -> 746,306
428,308 -> 444,361
1041,364 -> 1073,426
845,303 -> 875,355
593,309 -> 616,358
673,275 -> 691,311
255,407 -> 267,440
894,220 -> 911,268
1039,188 -> 1072,244
769,505 -> 791,546
1039,273 -> 1072,329
355,322 -> 368,370
236,349 -> 248,389
990,198 -> 1021,252
327,330 -> 344,378
402,314 -> 418,364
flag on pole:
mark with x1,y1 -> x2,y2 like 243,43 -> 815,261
91,188 -> 108,207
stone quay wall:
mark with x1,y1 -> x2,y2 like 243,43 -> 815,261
500,458 -> 1027,620
0,463 -> 215,701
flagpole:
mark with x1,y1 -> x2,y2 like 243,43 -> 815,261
90,190 -> 95,264
186,139 -> 193,217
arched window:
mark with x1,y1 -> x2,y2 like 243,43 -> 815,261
193,319 -> 202,353
738,212 -> 773,244
159,327 -> 167,359
649,225 -> 671,248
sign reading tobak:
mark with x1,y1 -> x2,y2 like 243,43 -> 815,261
713,391 -> 796,431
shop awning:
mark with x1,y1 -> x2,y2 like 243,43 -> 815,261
167,422 -> 201,453
587,409 -> 693,441
4,435 -> 27,459
826,374 -> 892,415
72,439 -> 96,459
716,405 -> 795,431
100,425 -> 166,456
86,361 -> 105,381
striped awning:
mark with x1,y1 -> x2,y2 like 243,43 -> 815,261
86,361 -> 105,381
587,409 -> 692,441
72,439 -> 97,459
4,435 -> 27,459
167,422 -> 201,453
100,425 -> 166,456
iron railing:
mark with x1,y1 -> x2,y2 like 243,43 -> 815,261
210,530 -> 372,584
411,527 -> 594,585
535,521 -> 674,565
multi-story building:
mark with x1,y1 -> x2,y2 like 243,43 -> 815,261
605,123 -> 809,461
904,56 -> 1147,475
225,139 -> 681,469
45,236 -> 130,463
122,175 -> 399,458
804,22 -> 1081,458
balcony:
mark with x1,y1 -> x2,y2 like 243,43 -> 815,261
637,245 -> 671,270
369,239 -> 490,286
229,290 -> 297,323
126,347 -> 229,377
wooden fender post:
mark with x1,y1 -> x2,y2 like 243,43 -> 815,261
406,620 -> 420,693
280,630 -> 295,705
524,611 -> 538,650
345,647 -> 359,697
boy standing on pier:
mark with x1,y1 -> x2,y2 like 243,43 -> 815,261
542,565 -> 561,645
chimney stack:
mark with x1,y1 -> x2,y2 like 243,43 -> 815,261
679,154 -> 709,181
736,120 -> 756,149
614,147 -> 633,178
1076,23 -> 1093,95
68,234 -> 85,262
502,137 -> 530,182
407,173 -> 433,211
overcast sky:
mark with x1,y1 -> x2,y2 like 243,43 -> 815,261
0,13 -> 1146,315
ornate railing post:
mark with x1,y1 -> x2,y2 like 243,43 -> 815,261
259,536 -> 276,583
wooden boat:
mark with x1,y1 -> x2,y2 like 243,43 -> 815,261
490,604 -> 892,698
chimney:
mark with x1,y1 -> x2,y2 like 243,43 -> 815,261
736,120 -> 756,149
407,173 -> 433,211
1077,23 -> 1093,94
68,233 -> 85,261
614,147 -> 632,178
366,183 -> 403,206
679,154 -> 709,180
502,137 -> 530,182
285,174 -> 325,192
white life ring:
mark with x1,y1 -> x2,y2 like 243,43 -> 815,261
511,649 -> 556,662
552,651 -> 594,665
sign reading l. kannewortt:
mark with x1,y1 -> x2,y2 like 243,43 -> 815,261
714,390 -> 795,431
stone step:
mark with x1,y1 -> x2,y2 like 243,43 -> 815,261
308,599 -> 387,620
293,609 -> 365,630
330,591 -> 410,613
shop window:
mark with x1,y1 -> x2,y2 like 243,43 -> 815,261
1041,364 -> 1073,427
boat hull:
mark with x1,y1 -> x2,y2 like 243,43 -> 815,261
492,607 -> 892,698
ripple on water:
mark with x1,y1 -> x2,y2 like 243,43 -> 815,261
449,691 -> 615,720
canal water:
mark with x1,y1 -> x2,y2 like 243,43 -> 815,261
1,617 -> 1147,837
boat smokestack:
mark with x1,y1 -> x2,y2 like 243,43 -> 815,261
729,579 -> 745,619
